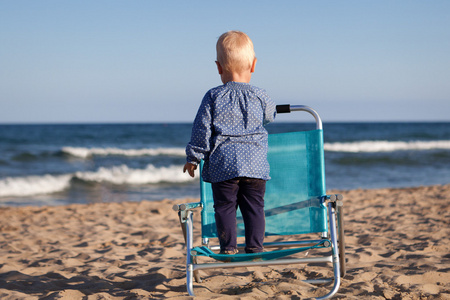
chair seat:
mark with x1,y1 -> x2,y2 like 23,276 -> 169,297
191,240 -> 328,263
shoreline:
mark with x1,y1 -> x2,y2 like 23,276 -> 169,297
0,184 -> 449,299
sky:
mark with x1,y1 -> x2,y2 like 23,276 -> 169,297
1,1 -> 449,123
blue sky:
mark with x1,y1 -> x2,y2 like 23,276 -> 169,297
1,1 -> 449,123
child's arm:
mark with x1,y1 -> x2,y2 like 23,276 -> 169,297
184,93 -> 213,176
262,94 -> 277,125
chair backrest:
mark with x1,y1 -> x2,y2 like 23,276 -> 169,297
200,129 -> 328,239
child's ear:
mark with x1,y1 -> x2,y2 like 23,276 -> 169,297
251,58 -> 257,73
215,61 -> 223,74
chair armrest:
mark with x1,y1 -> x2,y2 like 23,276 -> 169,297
172,202 -> 202,212
328,194 -> 343,201
323,194 -> 344,208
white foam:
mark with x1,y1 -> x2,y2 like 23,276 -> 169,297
62,147 -> 186,158
324,140 -> 450,153
0,174 -> 72,197
0,164 -> 195,198
74,164 -> 194,185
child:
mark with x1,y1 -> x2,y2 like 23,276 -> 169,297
183,31 -> 276,254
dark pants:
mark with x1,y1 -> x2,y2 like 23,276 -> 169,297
211,177 -> 266,253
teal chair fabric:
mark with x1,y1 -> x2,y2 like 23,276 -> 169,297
199,129 -> 328,240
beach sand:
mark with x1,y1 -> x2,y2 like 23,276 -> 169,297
0,184 -> 449,299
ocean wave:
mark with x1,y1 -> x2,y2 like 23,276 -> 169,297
61,147 -> 186,158
0,164 -> 194,198
74,164 -> 193,185
0,174 -> 72,197
324,140 -> 450,153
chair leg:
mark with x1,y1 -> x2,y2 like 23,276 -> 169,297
185,210 -> 196,296
316,203 -> 341,300
337,202 -> 346,277
193,256 -> 202,283
187,264 -> 195,296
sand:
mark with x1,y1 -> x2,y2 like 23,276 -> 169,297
0,184 -> 449,299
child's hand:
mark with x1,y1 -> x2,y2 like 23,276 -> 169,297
183,162 -> 197,178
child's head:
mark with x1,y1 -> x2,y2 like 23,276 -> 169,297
216,31 -> 255,74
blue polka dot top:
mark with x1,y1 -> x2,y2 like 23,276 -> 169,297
186,81 -> 277,183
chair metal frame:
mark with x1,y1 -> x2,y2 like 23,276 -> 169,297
173,105 -> 345,299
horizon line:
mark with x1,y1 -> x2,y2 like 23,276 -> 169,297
1,120 -> 449,126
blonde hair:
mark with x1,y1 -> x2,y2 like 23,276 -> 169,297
216,31 -> 255,73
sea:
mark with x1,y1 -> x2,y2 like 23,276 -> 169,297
0,122 -> 449,207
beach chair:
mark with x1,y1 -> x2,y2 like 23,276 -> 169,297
173,105 -> 345,299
